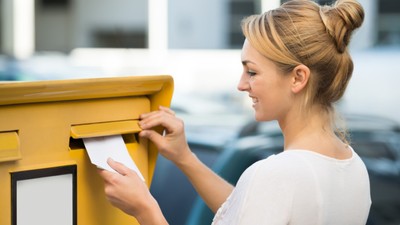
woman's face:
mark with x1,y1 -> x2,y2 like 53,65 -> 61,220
237,40 -> 293,121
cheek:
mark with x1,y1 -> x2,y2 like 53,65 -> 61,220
254,82 -> 292,119
252,79 -> 275,102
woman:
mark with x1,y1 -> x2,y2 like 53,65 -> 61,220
98,0 -> 371,224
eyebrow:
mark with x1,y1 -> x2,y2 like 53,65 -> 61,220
241,60 -> 256,66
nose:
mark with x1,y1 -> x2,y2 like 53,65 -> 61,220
237,73 -> 250,92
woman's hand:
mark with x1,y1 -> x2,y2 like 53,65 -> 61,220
98,158 -> 168,225
139,106 -> 234,213
139,106 -> 192,165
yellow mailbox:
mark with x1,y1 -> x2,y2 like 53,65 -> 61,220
0,75 -> 173,225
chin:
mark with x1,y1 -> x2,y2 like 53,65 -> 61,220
254,114 -> 266,121
254,112 -> 274,122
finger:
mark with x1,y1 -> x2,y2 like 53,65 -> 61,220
139,111 -> 166,127
139,130 -> 164,146
97,168 -> 115,184
107,158 -> 131,176
139,113 -> 178,132
159,106 -> 176,116
140,107 -> 169,119
139,110 -> 160,119
140,106 -> 175,120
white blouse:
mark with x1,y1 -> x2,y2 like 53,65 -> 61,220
212,148 -> 371,225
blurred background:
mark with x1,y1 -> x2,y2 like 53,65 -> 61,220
1,0 -> 399,224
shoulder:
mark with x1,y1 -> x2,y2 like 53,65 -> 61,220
251,151 -> 311,178
238,151 -> 314,195
239,151 -> 321,197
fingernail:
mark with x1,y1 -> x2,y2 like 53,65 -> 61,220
139,131 -> 146,137
140,112 -> 148,118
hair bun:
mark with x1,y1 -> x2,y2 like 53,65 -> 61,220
319,0 -> 364,53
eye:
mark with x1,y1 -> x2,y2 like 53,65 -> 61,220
247,70 -> 256,77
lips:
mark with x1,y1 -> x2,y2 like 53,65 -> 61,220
250,96 -> 258,106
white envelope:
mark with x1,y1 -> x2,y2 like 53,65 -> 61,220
83,135 -> 145,181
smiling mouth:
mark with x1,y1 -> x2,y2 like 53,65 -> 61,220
250,96 -> 258,104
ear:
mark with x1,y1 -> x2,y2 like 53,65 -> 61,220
290,64 -> 310,94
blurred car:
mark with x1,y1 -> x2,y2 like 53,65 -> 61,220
150,114 -> 400,225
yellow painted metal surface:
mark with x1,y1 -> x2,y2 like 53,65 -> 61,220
0,131 -> 21,162
70,120 -> 142,139
0,75 -> 173,225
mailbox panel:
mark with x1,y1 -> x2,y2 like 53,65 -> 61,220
0,75 -> 173,225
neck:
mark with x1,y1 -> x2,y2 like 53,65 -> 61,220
279,104 -> 335,150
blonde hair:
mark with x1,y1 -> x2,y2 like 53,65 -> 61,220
241,0 -> 364,111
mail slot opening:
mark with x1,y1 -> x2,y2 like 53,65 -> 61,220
69,133 -> 139,151
69,137 -> 85,150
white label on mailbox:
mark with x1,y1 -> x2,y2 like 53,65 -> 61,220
16,174 -> 73,225
83,135 -> 145,181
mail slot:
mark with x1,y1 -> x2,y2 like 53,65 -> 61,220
0,75 -> 173,225
69,120 -> 142,152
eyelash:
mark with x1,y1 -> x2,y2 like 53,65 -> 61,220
247,70 -> 256,77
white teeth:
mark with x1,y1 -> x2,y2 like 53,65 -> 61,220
252,98 -> 258,103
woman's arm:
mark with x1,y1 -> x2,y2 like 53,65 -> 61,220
139,106 -> 234,212
173,146 -> 234,213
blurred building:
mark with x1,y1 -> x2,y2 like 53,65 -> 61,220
1,0 -> 398,57
0,0 -> 399,122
